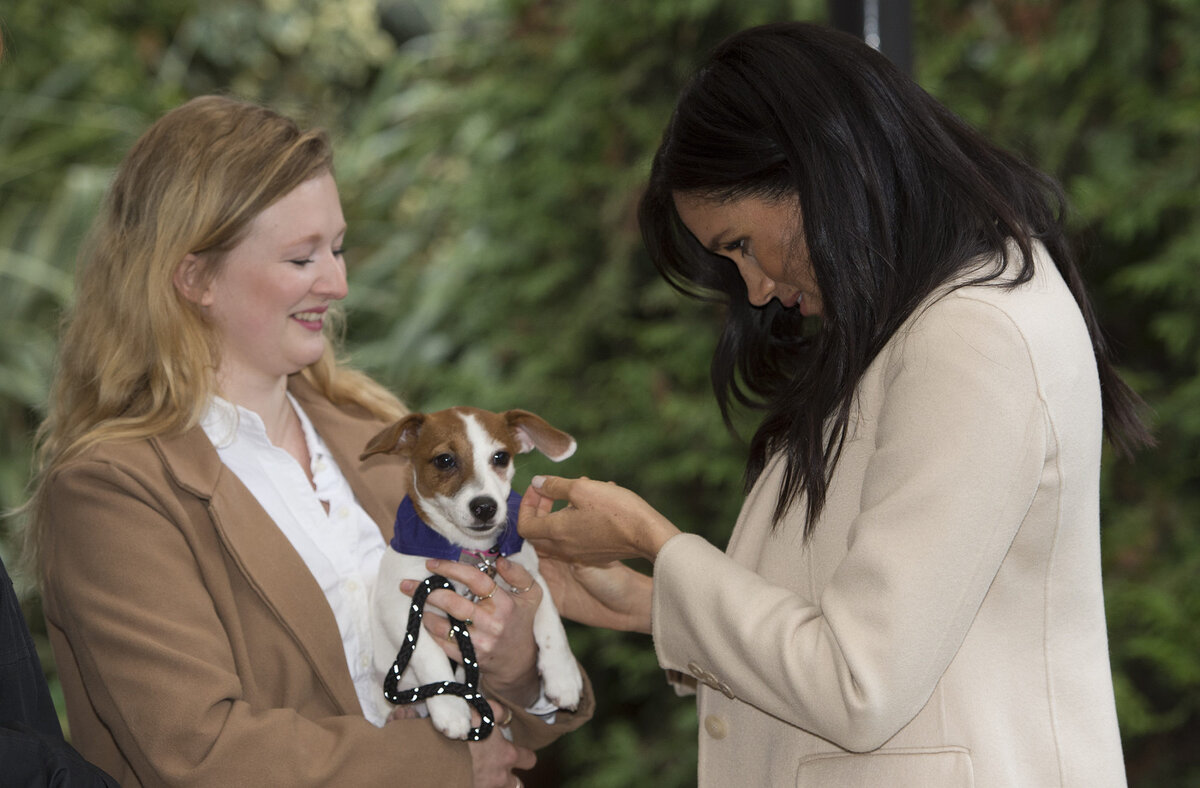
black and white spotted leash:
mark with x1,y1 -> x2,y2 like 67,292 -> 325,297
383,573 -> 497,741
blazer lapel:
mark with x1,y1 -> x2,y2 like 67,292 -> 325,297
288,375 -> 410,540
153,425 -> 364,716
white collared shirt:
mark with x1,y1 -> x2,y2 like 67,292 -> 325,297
200,395 -> 390,725
201,395 -> 558,727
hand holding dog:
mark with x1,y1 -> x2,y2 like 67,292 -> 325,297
519,476 -> 681,564
465,705 -> 536,788
400,557 -> 542,707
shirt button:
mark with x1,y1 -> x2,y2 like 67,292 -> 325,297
346,580 -> 360,593
359,654 -> 371,670
337,506 -> 350,519
704,715 -> 728,740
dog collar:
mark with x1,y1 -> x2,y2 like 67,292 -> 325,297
390,492 -> 525,561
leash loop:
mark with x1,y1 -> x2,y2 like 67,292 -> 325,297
383,573 -> 496,740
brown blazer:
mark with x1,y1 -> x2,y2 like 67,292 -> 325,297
652,245 -> 1127,786
39,375 -> 593,787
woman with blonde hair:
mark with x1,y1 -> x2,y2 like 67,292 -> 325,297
27,95 -> 592,787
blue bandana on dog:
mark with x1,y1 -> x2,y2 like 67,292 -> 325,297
389,491 -> 525,561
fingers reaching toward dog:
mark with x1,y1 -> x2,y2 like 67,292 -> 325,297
516,475 -> 575,546
519,476 -> 681,565
518,476 -> 566,519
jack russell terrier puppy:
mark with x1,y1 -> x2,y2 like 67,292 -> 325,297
359,407 -> 583,739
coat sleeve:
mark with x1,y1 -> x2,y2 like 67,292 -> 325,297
41,456 -> 475,787
483,661 -> 596,750
651,296 -> 1048,752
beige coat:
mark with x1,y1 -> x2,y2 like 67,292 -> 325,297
652,245 -> 1127,787
40,376 -> 593,787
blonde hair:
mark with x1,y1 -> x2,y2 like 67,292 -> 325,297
24,95 -> 404,577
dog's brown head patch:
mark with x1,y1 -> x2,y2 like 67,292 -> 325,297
361,407 -> 576,512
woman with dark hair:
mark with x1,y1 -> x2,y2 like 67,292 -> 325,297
521,21 -> 1147,787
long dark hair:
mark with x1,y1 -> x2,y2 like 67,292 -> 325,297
638,22 -> 1150,535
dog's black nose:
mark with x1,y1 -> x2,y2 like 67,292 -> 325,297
470,496 -> 499,522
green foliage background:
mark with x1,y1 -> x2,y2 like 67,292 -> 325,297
2,1 -> 1197,785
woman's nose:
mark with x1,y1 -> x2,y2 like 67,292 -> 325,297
317,251 -> 349,300
737,264 -> 775,306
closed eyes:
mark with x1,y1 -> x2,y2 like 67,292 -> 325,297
288,247 -> 346,266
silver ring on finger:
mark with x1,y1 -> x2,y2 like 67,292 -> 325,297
510,581 -> 536,595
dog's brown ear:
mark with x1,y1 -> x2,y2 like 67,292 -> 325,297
504,410 -> 577,462
360,414 -> 426,461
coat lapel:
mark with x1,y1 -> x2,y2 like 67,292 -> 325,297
288,376 -> 409,541
150,380 -> 404,717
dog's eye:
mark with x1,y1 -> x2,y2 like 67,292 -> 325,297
492,451 -> 511,468
432,454 -> 457,471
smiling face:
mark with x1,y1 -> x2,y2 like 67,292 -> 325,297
673,191 -> 823,317
184,172 -> 348,399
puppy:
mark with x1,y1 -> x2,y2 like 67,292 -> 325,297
360,407 -> 583,739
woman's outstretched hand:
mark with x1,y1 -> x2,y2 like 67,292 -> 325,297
536,557 -> 653,634
517,475 -> 679,634
518,475 -> 680,565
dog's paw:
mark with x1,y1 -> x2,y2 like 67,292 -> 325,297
427,695 -> 473,739
541,660 -> 583,712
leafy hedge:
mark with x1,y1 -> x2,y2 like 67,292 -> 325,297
1,1 -> 1195,784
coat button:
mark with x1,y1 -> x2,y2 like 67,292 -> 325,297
704,714 -> 728,740
687,661 -> 715,684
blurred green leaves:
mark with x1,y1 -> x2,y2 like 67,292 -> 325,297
3,0 -> 1199,784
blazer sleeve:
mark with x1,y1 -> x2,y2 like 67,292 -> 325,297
652,295 -> 1048,752
41,456 -> 475,787
482,663 -> 596,750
